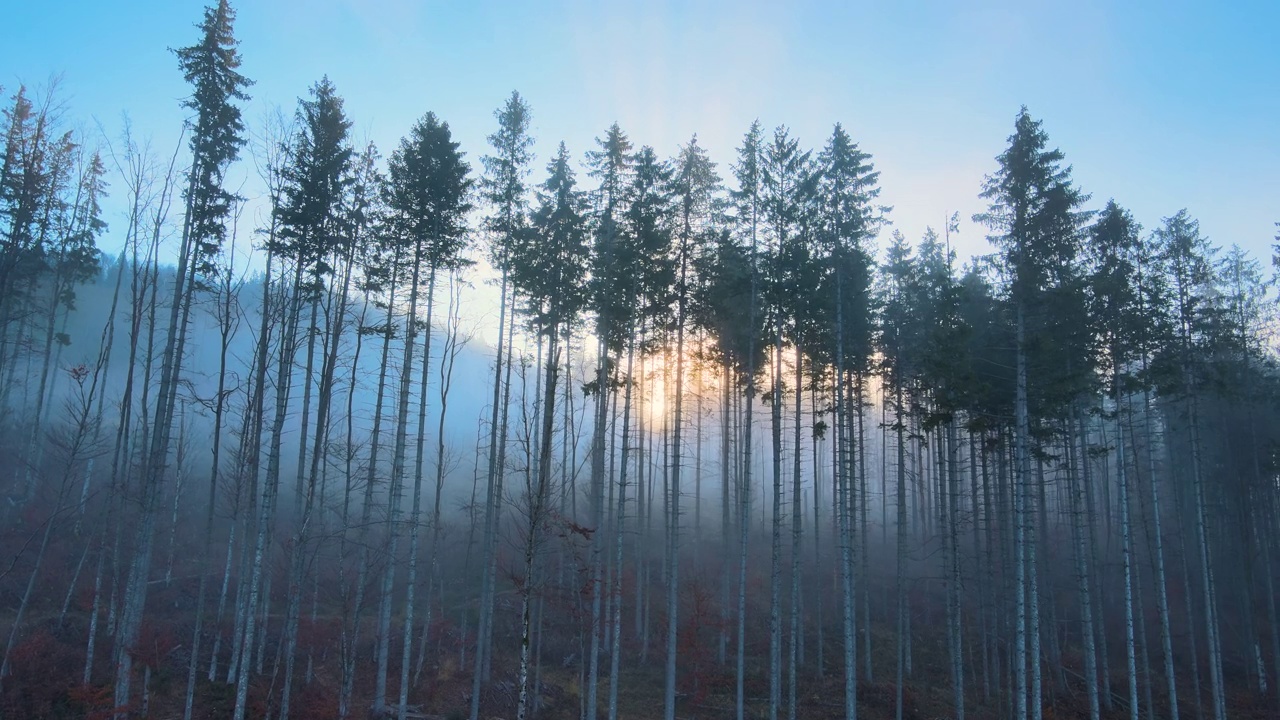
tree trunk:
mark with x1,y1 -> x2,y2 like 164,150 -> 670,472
182,248 -> 240,720
341,254 -> 400,719
376,254 -> 427,713
1012,304 -> 1031,720
1115,389 -> 1139,720
117,171 -> 203,717
233,261 -> 305,720
516,332 -> 561,720
947,419 -> 965,720
607,330 -> 637,720
788,347 -> 803,720
1069,410 -> 1100,720
398,270 -> 438,719
471,274 -> 515,720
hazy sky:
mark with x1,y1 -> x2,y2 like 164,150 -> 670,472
3,0 -> 1277,272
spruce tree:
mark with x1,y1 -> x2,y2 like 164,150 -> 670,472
472,94 -> 534,720
729,120 -> 765,720
0,86 -> 68,419
125,3 -> 250,714
657,133 -> 720,720
816,123 -> 882,717
510,141 -> 590,720
759,125 -> 815,720
381,110 -> 473,717
235,76 -> 355,720
1153,209 -> 1228,720
1086,200 -> 1163,720
606,143 -> 676,720
583,122 -> 633,719
975,108 -> 1087,720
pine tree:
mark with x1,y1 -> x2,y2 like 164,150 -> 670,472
606,143 -> 676,720
876,229 -> 917,720
1086,200 -> 1171,720
910,226 -> 968,720
0,85 -> 58,395
472,93 -> 534,720
729,120 -> 765,720
975,108 -> 1087,720
381,110 -> 473,718
759,124 -> 815,720
816,123 -> 882,718
583,122 -> 633,720
127,3 -> 250,714
1153,209 -> 1228,720
660,133 -> 720,720
510,141 -> 591,720
267,76 -> 355,720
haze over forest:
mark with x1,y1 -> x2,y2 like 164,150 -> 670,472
1,2 -> 1279,720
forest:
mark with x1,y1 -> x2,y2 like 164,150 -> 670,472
1,2 -> 1278,719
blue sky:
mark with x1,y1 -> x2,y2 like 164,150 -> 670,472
3,0 -> 1277,270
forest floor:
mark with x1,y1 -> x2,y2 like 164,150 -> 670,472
4,599 -> 1278,719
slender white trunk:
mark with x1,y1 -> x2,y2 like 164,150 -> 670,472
416,276 -> 464,686
856,381 -> 871,684
607,331 -> 637,720
894,380 -> 907,720
233,262 -> 304,720
787,348 -> 803,720
720,355 -> 734,668
117,186 -> 200,717
1070,411 -> 1100,720
1187,394 -> 1226,720
376,255 -> 426,713
340,263 -> 398,719
471,276 -> 514,720
768,328 -> 783,720
735,341 -> 757,720
585,330 -> 609,720
182,257 -> 238,720
516,334 -> 560,720
1138,384 -> 1178,718
946,420 -> 964,720
399,271 -> 437,718
1005,306 -> 1028,720
1115,392 -> 1139,720
209,513 -> 236,680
